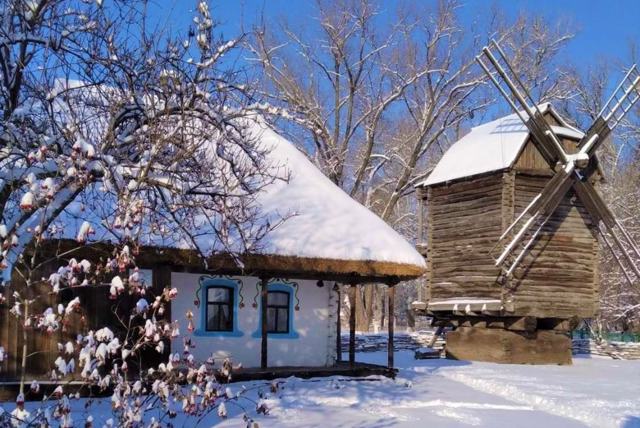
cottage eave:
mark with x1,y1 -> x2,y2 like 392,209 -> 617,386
35,239 -> 426,284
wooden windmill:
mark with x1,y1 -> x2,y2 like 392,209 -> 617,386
413,40 -> 640,364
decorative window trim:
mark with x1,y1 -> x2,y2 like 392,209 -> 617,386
252,282 -> 299,339
194,276 -> 244,337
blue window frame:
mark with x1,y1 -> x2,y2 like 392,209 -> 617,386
252,282 -> 299,339
195,277 -> 243,337
205,286 -> 234,332
266,291 -> 290,334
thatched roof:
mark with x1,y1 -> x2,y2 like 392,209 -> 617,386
38,239 -> 424,284
47,120 -> 426,282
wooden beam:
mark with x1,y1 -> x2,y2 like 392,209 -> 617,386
387,285 -> 395,369
260,277 -> 269,369
446,326 -> 572,365
335,284 -> 342,363
443,316 -> 537,332
537,317 -> 580,332
348,284 -> 356,367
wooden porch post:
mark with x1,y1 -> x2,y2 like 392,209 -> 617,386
348,284 -> 357,367
335,284 -> 342,363
260,277 -> 269,369
387,284 -> 395,369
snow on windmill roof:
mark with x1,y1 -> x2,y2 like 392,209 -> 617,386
419,103 -> 584,187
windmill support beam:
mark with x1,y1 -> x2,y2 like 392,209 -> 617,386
601,230 -> 635,286
505,211 -> 554,277
445,326 -> 572,365
616,219 -> 640,260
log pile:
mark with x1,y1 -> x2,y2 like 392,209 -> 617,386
572,339 -> 640,360
341,332 -> 445,353
343,332 -> 640,360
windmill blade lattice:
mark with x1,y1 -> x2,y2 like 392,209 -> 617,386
477,40 -> 640,287
596,65 -> 640,138
476,40 -> 569,165
576,65 -> 640,163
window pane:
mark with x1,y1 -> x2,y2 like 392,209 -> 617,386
277,308 -> 288,332
207,304 -> 232,331
138,269 -> 153,288
220,305 -> 231,330
207,304 -> 220,330
268,291 -> 288,306
266,307 -> 277,332
208,287 -> 230,303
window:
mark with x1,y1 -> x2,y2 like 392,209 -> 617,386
251,282 -> 299,339
206,286 -> 234,332
196,277 -> 244,337
266,291 -> 290,334
138,269 -> 153,288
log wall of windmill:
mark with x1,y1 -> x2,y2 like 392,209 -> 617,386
426,174 -> 504,301
508,173 -> 599,318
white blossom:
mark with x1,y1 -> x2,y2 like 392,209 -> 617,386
19,191 -> 34,210
76,221 -> 94,243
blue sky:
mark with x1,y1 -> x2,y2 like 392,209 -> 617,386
147,0 -> 640,66
493,0 -> 640,63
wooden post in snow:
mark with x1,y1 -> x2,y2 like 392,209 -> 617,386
335,283 -> 342,363
260,277 -> 269,369
387,285 -> 395,369
348,284 -> 357,367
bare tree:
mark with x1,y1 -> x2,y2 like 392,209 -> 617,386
570,58 -> 640,334
0,0 -> 279,425
0,0 -> 277,283
251,0 -> 575,331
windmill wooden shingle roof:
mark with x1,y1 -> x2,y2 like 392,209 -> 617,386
419,103 -> 584,186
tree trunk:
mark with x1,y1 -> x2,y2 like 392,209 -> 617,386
406,307 -> 416,332
355,285 -> 374,332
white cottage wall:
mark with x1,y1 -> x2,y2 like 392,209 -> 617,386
170,272 -> 336,368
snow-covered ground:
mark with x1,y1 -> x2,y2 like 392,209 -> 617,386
4,352 -> 639,427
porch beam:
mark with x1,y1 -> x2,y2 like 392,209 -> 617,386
260,277 -> 269,369
387,285 -> 395,369
335,283 -> 342,363
348,284 -> 357,367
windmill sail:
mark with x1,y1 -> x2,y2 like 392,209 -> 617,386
477,40 -> 640,286
476,40 -> 569,165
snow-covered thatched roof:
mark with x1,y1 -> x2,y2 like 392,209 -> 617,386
53,119 -> 426,280
245,122 -> 426,272
419,103 -> 584,187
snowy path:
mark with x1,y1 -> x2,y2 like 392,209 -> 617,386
433,355 -> 640,428
217,351 -> 639,427
6,351 -> 639,427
